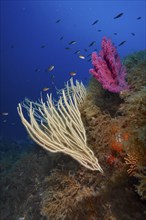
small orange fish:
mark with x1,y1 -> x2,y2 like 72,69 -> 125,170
43,88 -> 49,91
69,72 -> 76,76
79,55 -> 85,59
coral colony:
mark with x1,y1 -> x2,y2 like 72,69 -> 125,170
90,37 -> 129,93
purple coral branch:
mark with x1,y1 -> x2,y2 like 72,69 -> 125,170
89,37 -> 129,93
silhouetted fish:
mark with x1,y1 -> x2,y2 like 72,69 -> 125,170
41,45 -> 46,48
87,53 -> 91,57
118,41 -> 126,46
98,30 -> 102,32
48,65 -> 55,71
114,13 -> 124,19
114,33 -> 118,35
89,41 -> 96,47
92,19 -> 98,25
74,50 -> 80,54
69,41 -> 76,45
131,33 -> 135,36
56,19 -> 61,23
137,17 -> 142,20
65,47 -> 70,50
1,112 -> 8,116
60,36 -> 63,40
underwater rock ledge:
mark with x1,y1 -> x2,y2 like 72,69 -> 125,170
0,50 -> 146,220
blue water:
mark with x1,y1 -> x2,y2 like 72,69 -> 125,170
0,0 -> 145,141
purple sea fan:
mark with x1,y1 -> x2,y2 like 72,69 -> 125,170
89,37 -> 129,93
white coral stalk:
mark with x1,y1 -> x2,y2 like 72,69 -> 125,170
17,79 -> 103,172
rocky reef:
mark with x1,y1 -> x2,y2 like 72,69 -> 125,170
0,50 -> 146,220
